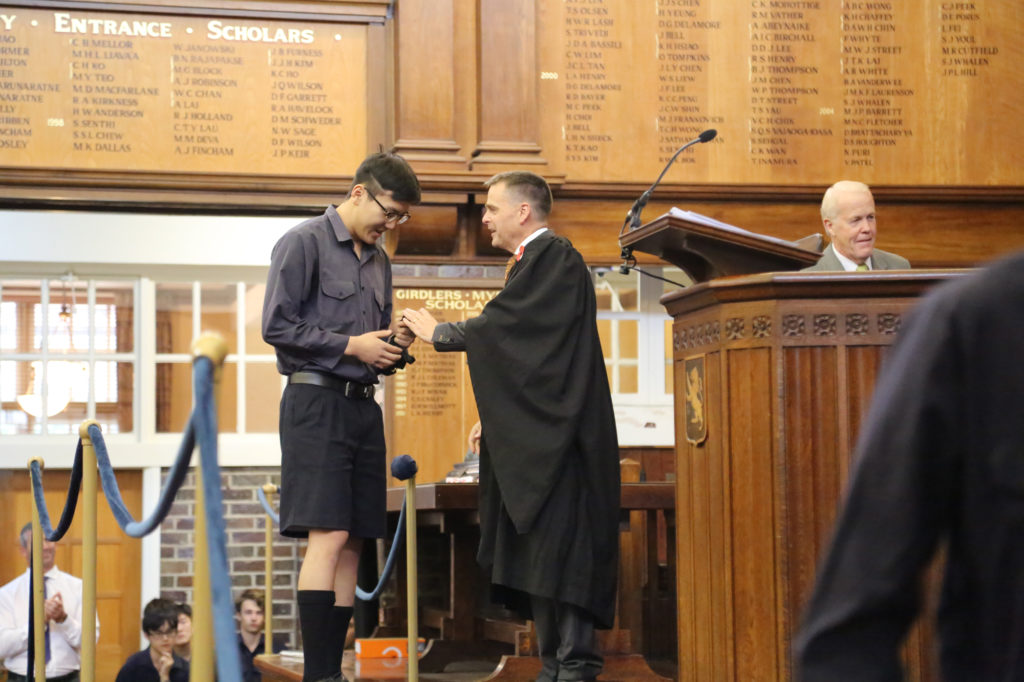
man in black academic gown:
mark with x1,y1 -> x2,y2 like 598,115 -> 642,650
404,171 -> 620,682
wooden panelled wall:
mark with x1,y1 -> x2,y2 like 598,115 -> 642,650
0,1 -> 1020,678
1,0 -> 1022,270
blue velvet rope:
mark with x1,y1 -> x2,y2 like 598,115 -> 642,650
192,356 -> 243,682
28,439 -> 81,543
25,354 -> 243,681
256,484 -> 281,525
90,420 -> 195,537
258,484 -> 407,602
356,497 -> 406,602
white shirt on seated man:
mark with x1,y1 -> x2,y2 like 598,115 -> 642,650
0,523 -> 99,681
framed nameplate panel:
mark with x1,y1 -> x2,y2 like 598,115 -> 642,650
537,0 -> 1024,186
386,286 -> 500,484
0,2 -> 384,188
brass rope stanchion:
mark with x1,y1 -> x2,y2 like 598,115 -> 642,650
404,469 -> 419,682
191,333 -> 228,682
79,420 -> 100,682
29,458 -> 46,682
261,483 -> 277,652
24,334 -> 239,681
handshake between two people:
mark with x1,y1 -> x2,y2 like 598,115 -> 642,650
343,308 -> 441,372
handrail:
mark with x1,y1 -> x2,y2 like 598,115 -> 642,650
25,333 -> 242,682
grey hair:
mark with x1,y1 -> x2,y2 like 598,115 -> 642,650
821,180 -> 872,221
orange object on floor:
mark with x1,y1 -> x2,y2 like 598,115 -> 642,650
354,637 -> 425,659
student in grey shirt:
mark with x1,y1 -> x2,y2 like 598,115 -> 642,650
261,151 -> 420,681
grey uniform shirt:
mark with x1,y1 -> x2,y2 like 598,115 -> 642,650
262,205 -> 392,385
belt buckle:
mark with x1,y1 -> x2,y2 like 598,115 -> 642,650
345,382 -> 372,399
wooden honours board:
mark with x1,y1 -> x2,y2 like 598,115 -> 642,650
2,0 -> 1021,191
388,286 -> 498,484
538,0 -> 1024,185
0,5 -> 368,174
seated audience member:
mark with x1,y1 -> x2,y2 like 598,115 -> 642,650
0,522 -> 98,682
803,180 -> 910,271
236,588 -> 278,682
172,603 -> 191,662
115,598 -> 188,682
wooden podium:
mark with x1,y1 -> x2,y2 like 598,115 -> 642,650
619,210 -> 822,280
623,216 -> 963,681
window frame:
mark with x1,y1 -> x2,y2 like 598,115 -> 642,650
593,266 -> 677,446
0,277 -> 138,437
151,280 -> 283,436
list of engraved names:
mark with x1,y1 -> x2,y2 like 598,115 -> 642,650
547,0 -> 1014,184
749,0 -> 828,167
0,7 -> 366,173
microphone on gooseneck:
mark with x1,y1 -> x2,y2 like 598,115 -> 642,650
616,250 -> 690,289
621,128 -> 717,235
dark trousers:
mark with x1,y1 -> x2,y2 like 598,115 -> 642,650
530,595 -> 603,682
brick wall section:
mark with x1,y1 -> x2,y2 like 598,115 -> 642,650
160,467 -> 303,649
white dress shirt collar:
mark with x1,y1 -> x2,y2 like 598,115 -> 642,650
514,227 -> 548,257
831,244 -> 872,271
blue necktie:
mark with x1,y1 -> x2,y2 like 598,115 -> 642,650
44,576 -> 51,663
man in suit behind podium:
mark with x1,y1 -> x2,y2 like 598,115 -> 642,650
803,180 -> 910,272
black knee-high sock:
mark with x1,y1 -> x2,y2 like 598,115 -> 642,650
298,590 -> 337,681
328,605 -> 354,673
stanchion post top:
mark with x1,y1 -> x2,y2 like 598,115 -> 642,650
28,456 -> 44,469
79,419 -> 101,442
261,483 -> 278,495
191,332 -> 229,367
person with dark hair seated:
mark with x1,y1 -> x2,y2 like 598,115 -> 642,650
172,603 -> 191,663
115,598 -> 189,682
0,522 -> 97,682
236,588 -> 280,682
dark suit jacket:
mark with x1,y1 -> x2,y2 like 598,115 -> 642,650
803,245 -> 910,271
115,648 -> 189,682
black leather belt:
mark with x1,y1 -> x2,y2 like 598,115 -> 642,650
288,371 -> 375,399
9,672 -> 80,682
